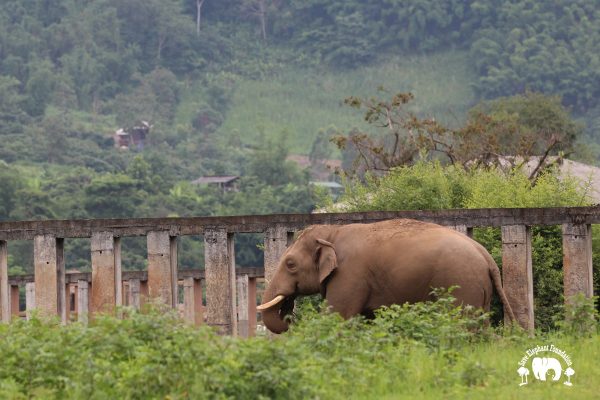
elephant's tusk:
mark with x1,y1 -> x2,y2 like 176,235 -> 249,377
257,295 -> 286,311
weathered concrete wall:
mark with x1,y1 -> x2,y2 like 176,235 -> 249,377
91,232 -> 120,314
204,229 -> 236,335
501,225 -> 534,331
33,235 -> 66,322
147,231 -> 177,307
2,207 -> 599,332
563,223 -> 594,300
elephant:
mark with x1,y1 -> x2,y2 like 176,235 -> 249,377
258,219 -> 516,334
532,357 -> 562,381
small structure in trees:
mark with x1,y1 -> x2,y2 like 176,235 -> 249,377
191,175 -> 240,193
113,121 -> 152,150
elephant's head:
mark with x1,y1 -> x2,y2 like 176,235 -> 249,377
257,227 -> 337,333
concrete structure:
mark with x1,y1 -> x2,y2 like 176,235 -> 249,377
113,121 -> 151,150
191,176 -> 240,192
0,207 -> 598,333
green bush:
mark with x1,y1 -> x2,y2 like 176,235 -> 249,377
0,297 -> 597,399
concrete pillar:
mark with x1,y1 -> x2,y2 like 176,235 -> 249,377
197,279 -> 205,324
204,229 -> 236,335
248,277 -> 257,336
237,274 -> 249,338
91,232 -> 121,314
25,282 -> 35,320
501,225 -> 534,331
77,280 -> 89,324
264,226 -> 293,283
10,285 -> 19,318
147,232 -> 178,307
139,280 -> 149,307
183,277 -> 203,326
128,279 -> 141,310
68,283 -> 78,321
0,240 -> 8,323
34,235 -> 66,322
562,223 -> 594,300
72,283 -> 79,317
451,225 -> 473,238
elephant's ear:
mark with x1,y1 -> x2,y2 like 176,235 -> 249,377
316,238 -> 337,285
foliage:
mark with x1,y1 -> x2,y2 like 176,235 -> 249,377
554,294 -> 599,337
333,90 -> 582,180
0,298 -> 598,399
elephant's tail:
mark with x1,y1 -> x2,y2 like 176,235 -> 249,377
488,261 -> 517,324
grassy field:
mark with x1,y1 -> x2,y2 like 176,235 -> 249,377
178,51 -> 476,155
371,337 -> 600,399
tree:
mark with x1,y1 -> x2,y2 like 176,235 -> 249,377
241,0 -> 280,40
113,68 -> 179,127
10,188 -> 57,221
333,90 -> 582,182
83,174 -> 145,218
245,135 -> 307,186
0,163 -> 24,220
29,112 -> 72,164
24,58 -> 56,117
0,75 -> 28,134
196,0 -> 205,35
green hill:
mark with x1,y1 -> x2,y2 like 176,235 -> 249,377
212,51 -> 475,154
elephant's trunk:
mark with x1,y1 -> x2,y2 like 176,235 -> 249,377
259,284 -> 292,334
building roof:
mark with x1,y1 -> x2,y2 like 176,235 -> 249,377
310,181 -> 343,189
191,175 -> 240,185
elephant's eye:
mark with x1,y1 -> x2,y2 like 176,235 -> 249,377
286,259 -> 296,271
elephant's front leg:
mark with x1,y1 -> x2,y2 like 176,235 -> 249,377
324,277 -> 370,319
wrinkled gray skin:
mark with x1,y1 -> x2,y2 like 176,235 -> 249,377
260,219 -> 515,334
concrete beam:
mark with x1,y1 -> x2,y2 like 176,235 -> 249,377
147,232 -> 178,307
204,229 -> 236,335
34,235 -> 66,322
3,206 -> 600,240
501,225 -> 534,331
8,267 -> 265,286
562,223 -> 594,300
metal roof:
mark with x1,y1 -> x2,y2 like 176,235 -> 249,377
191,176 -> 240,185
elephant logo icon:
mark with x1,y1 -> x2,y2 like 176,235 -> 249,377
532,357 -> 562,381
516,344 -> 575,386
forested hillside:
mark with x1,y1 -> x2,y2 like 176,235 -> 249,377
2,0 -> 600,271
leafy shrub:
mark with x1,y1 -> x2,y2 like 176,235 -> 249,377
368,288 -> 492,351
0,296 -> 598,399
554,294 -> 599,337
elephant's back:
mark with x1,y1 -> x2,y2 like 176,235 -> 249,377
355,221 -> 493,310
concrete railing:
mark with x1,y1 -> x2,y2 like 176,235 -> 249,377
0,206 -> 598,334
